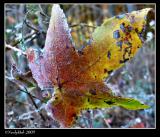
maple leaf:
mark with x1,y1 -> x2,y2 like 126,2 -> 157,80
26,4 -> 153,127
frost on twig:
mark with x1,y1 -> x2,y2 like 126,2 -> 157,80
5,43 -> 26,55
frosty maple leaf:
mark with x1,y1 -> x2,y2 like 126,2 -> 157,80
26,4 -> 153,127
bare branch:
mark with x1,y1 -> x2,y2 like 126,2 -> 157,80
5,43 -> 26,55
6,74 -> 42,102
38,4 -> 50,19
23,87 -> 46,121
12,31 -> 40,47
104,118 -> 112,128
70,23 -> 97,28
24,19 -> 39,32
18,89 -> 42,102
5,76 -> 46,121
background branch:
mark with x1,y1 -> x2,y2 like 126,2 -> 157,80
5,43 -> 26,55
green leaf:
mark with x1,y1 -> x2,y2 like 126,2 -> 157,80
83,93 -> 149,110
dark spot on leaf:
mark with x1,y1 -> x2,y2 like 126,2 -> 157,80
72,113 -> 77,117
135,28 -> 138,33
124,41 -> 132,46
128,26 -> 133,32
113,30 -> 120,39
107,51 -> 111,59
116,41 -> 123,48
88,98 -> 90,102
104,68 -> 107,73
120,23 -> 125,32
72,47 -> 76,51
89,89 -> 97,95
70,102 -> 74,106
138,33 -> 145,43
78,50 -> 84,55
108,70 -> 113,74
120,58 -> 129,64
130,15 -> 135,24
127,99 -> 133,102
104,100 -> 114,105
58,83 -> 62,89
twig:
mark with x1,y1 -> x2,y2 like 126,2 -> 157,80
11,31 -> 39,47
24,18 -> 47,36
18,89 -> 42,102
23,87 -> 46,121
24,19 -> 39,32
21,8 -> 35,44
20,71 -> 32,77
84,110 -> 93,128
5,75 -> 41,102
5,43 -> 26,55
19,7 -> 43,50
6,97 -> 34,107
104,118 -> 111,128
70,23 -> 97,28
38,4 -> 50,19
6,75 -> 46,121
11,19 -> 45,47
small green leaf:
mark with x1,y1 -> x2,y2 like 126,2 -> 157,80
83,93 -> 149,110
113,97 -> 150,110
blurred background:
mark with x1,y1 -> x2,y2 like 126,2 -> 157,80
5,4 -> 155,128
